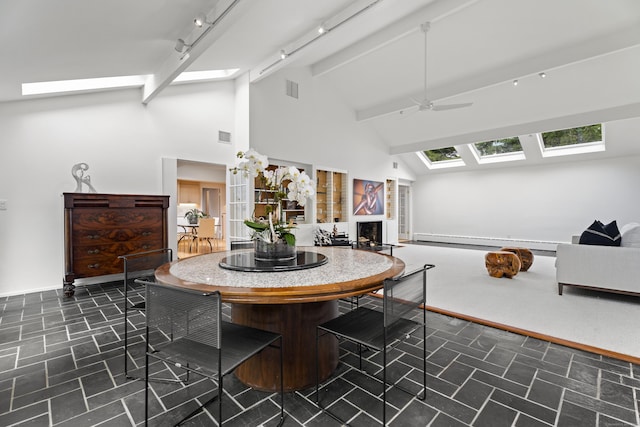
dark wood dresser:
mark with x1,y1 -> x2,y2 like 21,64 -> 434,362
63,193 -> 169,297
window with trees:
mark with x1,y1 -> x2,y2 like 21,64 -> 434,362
540,124 -> 604,157
423,147 -> 460,162
541,124 -> 602,148
418,147 -> 465,169
473,137 -> 523,156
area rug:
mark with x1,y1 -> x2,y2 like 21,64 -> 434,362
390,244 -> 640,360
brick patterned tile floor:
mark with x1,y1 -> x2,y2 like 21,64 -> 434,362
1,280 -> 638,426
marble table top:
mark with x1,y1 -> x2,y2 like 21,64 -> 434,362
169,246 -> 394,288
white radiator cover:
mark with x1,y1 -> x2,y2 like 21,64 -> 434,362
413,233 -> 563,251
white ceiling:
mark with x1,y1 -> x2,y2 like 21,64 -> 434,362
2,0 -> 640,173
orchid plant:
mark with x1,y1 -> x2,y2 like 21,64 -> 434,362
230,149 -> 315,246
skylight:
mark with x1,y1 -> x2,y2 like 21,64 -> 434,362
539,124 -> 604,157
22,75 -> 149,96
417,147 -> 465,169
471,137 -> 525,164
21,69 -> 240,97
172,69 -> 239,83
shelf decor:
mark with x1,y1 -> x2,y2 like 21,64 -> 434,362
231,149 -> 315,260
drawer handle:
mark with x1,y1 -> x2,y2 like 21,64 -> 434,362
87,249 -> 100,255
141,231 -> 152,237
142,244 -> 151,250
87,263 -> 100,269
86,234 -> 100,240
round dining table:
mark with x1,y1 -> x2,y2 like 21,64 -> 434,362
155,246 -> 405,392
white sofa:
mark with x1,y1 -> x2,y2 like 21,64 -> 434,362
556,227 -> 640,295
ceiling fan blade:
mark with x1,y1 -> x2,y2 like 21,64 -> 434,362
431,102 -> 473,111
405,22 -> 475,114
409,96 -> 424,106
398,105 -> 419,118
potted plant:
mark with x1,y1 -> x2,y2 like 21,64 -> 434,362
184,208 -> 207,224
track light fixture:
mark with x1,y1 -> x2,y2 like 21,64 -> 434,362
539,72 -> 547,78
513,79 -> 519,86
194,12 -> 211,28
260,0 -> 383,76
174,38 -> 192,53
171,1 -> 241,59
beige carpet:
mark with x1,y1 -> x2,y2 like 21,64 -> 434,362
388,243 -> 640,360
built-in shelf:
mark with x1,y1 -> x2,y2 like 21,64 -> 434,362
254,164 -> 307,224
316,169 -> 347,223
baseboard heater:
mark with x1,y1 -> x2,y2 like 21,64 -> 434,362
413,233 -> 563,251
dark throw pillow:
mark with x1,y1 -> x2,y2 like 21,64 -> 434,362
579,220 -> 621,246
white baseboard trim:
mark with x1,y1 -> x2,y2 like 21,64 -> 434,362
413,233 -> 563,251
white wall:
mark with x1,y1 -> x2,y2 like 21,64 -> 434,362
412,151 -> 640,245
0,81 -> 238,296
249,67 -> 416,239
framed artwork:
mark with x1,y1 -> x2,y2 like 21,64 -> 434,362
353,179 -> 384,215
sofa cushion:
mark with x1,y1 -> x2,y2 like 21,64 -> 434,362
579,220 -> 621,246
621,222 -> 640,248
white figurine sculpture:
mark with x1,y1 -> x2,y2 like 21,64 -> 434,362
72,163 -> 97,193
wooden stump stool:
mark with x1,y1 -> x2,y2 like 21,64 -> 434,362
499,247 -> 534,271
485,251 -> 521,278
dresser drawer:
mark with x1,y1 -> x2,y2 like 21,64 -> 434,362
73,208 -> 162,229
73,244 -> 164,276
73,240 -> 161,260
72,227 -> 160,245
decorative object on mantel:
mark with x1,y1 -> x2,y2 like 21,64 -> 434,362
184,208 -> 207,224
230,149 -> 315,261
71,163 -> 97,193
314,228 -> 333,246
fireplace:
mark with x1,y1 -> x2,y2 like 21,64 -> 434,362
357,221 -> 383,248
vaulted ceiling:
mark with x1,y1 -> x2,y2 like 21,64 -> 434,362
2,0 -> 639,173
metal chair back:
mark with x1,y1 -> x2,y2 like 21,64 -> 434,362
383,266 -> 426,328
139,280 -> 284,426
119,248 -> 172,379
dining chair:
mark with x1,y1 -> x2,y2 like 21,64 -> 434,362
138,280 -> 285,426
118,248 -> 173,379
197,217 -> 217,252
177,225 -> 190,249
315,263 -> 435,426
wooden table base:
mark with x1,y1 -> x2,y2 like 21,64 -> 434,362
231,301 -> 339,392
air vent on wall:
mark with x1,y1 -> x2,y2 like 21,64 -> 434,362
286,79 -> 299,99
218,130 -> 231,144
393,162 -> 398,169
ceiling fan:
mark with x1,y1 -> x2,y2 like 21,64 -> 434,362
405,22 -> 473,114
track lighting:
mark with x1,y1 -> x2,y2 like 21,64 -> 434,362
539,72 -> 546,78
174,38 -> 192,53
260,0 -> 383,76
513,79 -> 519,86
194,12 -> 211,28
170,1 -> 241,60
